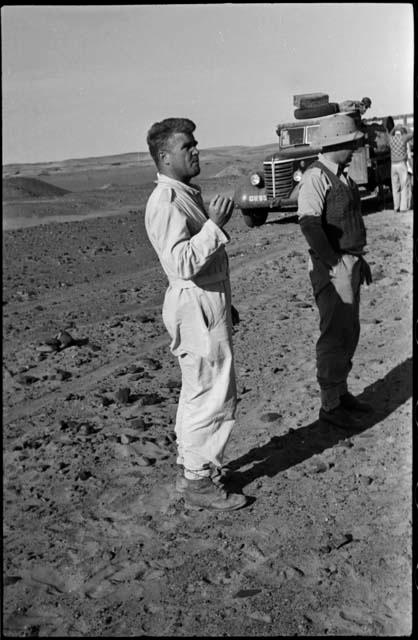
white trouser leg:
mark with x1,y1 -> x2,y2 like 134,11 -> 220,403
391,164 -> 401,210
162,282 -> 237,479
398,162 -> 410,211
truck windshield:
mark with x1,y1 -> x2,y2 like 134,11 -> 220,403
280,127 -> 304,147
279,125 -> 319,147
306,125 -> 319,143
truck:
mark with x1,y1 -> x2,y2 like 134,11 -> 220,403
233,93 -> 404,227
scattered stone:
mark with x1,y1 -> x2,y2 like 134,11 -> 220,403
164,379 -> 182,389
138,357 -> 161,371
335,533 -> 353,549
37,344 -> 58,353
313,461 -> 328,473
59,419 -> 79,431
233,588 -> 263,598
56,330 -> 75,349
278,566 -> 305,580
260,412 -> 281,422
113,443 -> 131,458
77,423 -> 98,437
137,393 -> 163,406
115,388 -> 131,404
27,566 -> 68,593
132,452 -> 155,467
247,611 -> 272,624
77,470 -> 93,481
99,395 -> 114,407
120,434 -> 134,444
127,417 -> 148,430
4,576 -> 22,586
126,364 -> 145,374
128,372 -> 145,381
64,392 -> 84,401
340,607 -> 373,625
16,373 -> 39,385
56,369 -> 72,381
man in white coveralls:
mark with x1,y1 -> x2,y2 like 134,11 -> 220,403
145,118 -> 247,511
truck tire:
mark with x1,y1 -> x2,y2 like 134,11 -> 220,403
294,103 -> 339,120
242,210 -> 268,227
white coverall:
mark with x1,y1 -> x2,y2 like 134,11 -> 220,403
145,174 -> 237,480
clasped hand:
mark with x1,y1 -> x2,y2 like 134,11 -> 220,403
208,195 -> 235,228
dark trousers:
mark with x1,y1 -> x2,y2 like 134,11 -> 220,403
311,262 -> 361,411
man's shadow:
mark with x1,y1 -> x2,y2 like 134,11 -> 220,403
227,357 -> 412,493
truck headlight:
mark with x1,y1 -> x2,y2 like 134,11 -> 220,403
293,169 -> 303,182
250,172 -> 262,187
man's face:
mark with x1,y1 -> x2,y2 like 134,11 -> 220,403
160,132 -> 200,183
333,139 -> 362,167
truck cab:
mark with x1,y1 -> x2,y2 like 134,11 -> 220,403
234,103 -> 394,227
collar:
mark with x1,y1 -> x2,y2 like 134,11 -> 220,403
156,172 -> 202,196
317,153 -> 342,176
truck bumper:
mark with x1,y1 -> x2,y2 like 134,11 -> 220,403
234,183 -> 300,212
236,194 -> 299,211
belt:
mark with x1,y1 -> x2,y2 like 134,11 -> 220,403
168,271 -> 228,289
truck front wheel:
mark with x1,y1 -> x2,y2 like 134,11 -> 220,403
242,210 -> 268,227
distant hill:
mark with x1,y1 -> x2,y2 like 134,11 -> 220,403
3,177 -> 70,201
214,165 -> 248,178
2,144 -> 281,179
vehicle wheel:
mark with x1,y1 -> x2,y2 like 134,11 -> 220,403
294,103 -> 339,120
242,210 -> 268,227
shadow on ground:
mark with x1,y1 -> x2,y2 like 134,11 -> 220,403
227,357 -> 412,492
265,213 -> 299,225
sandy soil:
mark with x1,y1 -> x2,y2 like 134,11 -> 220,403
2,150 -> 413,637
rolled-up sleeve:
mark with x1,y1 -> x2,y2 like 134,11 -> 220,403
297,167 -> 340,267
146,198 -> 229,280
297,168 -> 329,219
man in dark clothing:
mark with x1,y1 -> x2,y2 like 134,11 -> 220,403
297,114 -> 373,430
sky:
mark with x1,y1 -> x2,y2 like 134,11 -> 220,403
1,3 -> 414,165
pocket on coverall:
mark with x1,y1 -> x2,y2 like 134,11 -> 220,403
162,287 -> 214,358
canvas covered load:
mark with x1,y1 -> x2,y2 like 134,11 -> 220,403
293,93 -> 329,109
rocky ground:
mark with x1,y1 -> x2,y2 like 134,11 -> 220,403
2,162 -> 413,636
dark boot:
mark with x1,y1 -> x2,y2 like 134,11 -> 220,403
340,392 -> 373,413
181,477 -> 247,511
319,405 -> 363,429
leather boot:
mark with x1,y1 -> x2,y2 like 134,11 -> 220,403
340,392 -> 373,413
319,405 -> 363,429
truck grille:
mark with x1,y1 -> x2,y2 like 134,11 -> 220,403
263,160 -> 293,199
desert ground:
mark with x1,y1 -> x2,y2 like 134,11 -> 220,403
2,145 -> 413,637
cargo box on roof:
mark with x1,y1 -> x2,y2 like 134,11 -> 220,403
293,93 -> 329,109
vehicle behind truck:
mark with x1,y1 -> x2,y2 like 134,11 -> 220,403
234,93 -> 411,227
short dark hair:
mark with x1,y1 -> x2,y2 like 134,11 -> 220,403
146,117 -> 196,166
